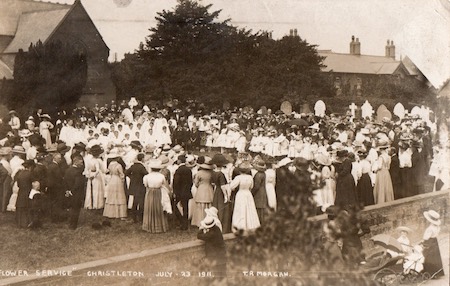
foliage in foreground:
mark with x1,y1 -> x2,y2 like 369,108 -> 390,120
197,170 -> 375,286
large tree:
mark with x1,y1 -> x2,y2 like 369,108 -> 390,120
112,0 -> 333,109
3,40 -> 87,114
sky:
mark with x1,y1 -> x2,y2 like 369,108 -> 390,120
45,0 -> 450,88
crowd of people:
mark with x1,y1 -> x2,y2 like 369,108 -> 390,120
0,99 -> 447,235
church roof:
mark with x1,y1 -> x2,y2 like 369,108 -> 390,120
318,51 -> 404,75
0,0 -> 70,37
3,8 -> 71,54
0,59 -> 13,79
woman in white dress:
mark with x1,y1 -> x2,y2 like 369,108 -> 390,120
230,162 -> 260,232
84,145 -> 106,209
39,114 -> 54,149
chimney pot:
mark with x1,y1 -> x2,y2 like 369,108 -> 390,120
352,35 -> 355,42
354,37 -> 361,55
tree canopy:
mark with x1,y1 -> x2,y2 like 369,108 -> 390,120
112,0 -> 333,109
2,40 -> 87,114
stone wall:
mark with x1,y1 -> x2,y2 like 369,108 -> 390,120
313,189 -> 449,253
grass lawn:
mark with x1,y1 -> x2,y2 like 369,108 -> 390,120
0,210 -> 198,271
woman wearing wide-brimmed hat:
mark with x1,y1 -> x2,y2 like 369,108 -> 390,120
142,159 -> 171,233
84,144 -> 106,210
334,150 -> 358,209
191,156 -> 214,227
211,153 -> 232,233
372,140 -> 394,204
39,114 -> 54,149
8,110 -> 20,133
420,210 -> 444,278
230,161 -> 260,232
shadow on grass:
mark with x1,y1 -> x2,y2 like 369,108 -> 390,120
0,209 -> 198,271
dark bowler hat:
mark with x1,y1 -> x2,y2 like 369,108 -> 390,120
74,142 -> 87,151
90,145 -> 104,157
210,153 -> 230,167
57,142 -> 71,154
130,140 -> 142,150
23,160 -> 35,168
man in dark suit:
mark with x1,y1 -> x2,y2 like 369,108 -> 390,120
173,155 -> 193,230
125,153 -> 148,223
47,152 -> 65,222
64,155 -> 86,229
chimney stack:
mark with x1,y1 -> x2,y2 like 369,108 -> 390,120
290,29 -> 293,37
350,36 -> 360,55
389,40 -> 395,59
294,29 -> 298,37
385,39 -> 395,59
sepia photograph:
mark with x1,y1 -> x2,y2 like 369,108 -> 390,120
0,0 -> 449,285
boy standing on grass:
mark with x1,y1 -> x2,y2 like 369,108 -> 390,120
28,181 -> 43,229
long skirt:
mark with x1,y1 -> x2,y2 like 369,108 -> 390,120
6,182 -> 19,211
423,237 -> 444,277
400,168 -> 415,198
40,129 -> 52,149
357,173 -> 374,206
85,176 -> 105,210
142,188 -> 169,233
373,169 -> 394,204
103,176 -> 127,218
191,202 -> 211,227
16,207 -> 29,228
232,189 -> 260,231
2,176 -> 12,212
212,189 -> 231,233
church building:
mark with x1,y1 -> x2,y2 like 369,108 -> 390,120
0,0 -> 116,107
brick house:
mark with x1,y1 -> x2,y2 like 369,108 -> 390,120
318,36 -> 431,97
0,0 -> 116,107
